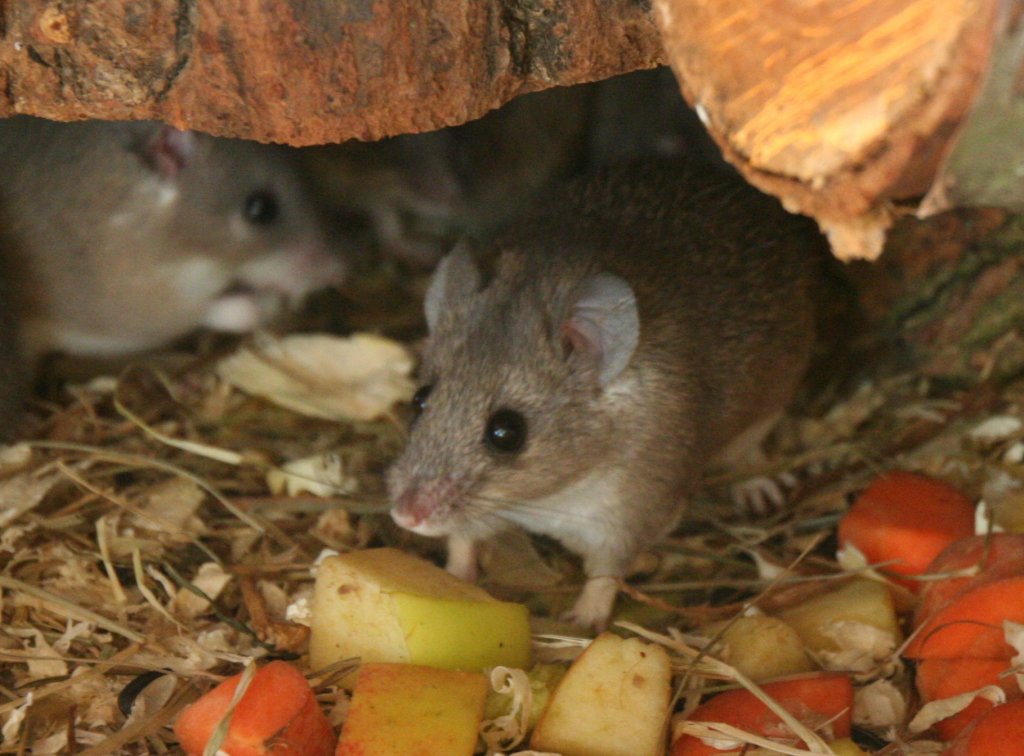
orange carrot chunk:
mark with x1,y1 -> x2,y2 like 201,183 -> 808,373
838,471 -> 975,592
671,673 -> 853,756
916,534 -> 1024,626
905,576 -> 1024,659
174,660 -> 335,756
915,657 -> 1021,741
942,700 -> 1024,756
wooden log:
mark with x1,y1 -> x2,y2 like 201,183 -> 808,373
0,0 -> 664,146
654,0 -> 1005,259
921,3 -> 1024,216
846,208 -> 1024,382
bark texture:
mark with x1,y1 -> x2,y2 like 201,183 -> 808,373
0,0 -> 664,145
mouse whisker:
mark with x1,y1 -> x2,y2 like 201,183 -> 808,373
461,494 -> 619,528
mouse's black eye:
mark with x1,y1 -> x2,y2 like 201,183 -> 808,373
484,409 -> 527,454
244,190 -> 280,225
411,384 -> 432,415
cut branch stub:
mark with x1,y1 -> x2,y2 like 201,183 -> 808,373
654,0 -> 1002,259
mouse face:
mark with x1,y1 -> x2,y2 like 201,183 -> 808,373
0,118 -> 345,358
166,133 -> 343,307
387,245 -> 639,542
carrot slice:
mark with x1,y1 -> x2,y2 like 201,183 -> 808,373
916,534 -> 1024,626
174,660 -> 335,756
905,576 -> 1024,659
838,471 -> 974,592
671,673 -> 853,756
915,657 -> 1020,740
942,700 -> 1024,756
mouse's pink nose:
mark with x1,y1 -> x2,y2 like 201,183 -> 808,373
390,478 -> 461,534
391,491 -> 426,529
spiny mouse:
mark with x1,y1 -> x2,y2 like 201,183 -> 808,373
0,116 -> 344,364
387,159 -> 833,630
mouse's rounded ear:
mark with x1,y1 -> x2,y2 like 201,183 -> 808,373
132,123 -> 198,180
560,273 -> 639,387
424,241 -> 482,333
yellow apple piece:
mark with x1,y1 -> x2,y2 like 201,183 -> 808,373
828,738 -> 869,755
701,614 -> 815,681
336,663 -> 488,756
530,632 -> 672,756
309,548 -> 531,678
777,578 -> 900,654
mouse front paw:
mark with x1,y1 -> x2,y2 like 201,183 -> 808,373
561,576 -> 620,633
445,535 -> 479,583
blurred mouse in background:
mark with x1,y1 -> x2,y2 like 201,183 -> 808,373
301,67 -> 726,271
0,116 -> 345,369
301,83 -> 594,269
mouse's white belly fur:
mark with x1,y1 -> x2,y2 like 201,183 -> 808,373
500,466 -> 631,560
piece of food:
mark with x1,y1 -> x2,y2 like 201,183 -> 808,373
309,548 -> 531,680
915,656 -> 1021,740
907,536 -> 1024,738
915,534 -> 1024,627
671,673 -> 854,756
941,699 -> 1024,755
701,615 -> 814,681
174,660 -> 335,756
335,663 -> 488,756
483,663 -> 567,731
905,576 -> 1024,660
829,738 -> 870,756
838,471 -> 975,591
777,579 -> 900,655
530,632 -> 672,756
988,490 -> 1024,533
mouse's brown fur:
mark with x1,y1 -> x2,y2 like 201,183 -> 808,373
388,159 -> 831,629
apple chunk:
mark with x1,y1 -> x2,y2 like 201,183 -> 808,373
310,548 -> 531,677
336,663 -> 488,756
777,579 -> 900,655
530,632 -> 672,756
701,615 -> 814,681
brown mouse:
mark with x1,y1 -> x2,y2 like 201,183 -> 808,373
0,116 -> 344,365
387,159 -> 831,630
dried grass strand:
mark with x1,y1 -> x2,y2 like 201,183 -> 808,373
0,643 -> 142,716
0,575 -> 145,644
28,440 -> 274,543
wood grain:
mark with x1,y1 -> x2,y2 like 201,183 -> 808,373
656,0 -> 1002,257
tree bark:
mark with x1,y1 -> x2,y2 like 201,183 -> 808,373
0,0 -> 664,146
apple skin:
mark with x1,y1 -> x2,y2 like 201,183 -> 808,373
309,548 -> 531,680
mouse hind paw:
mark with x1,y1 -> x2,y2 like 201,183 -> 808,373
730,471 -> 798,516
